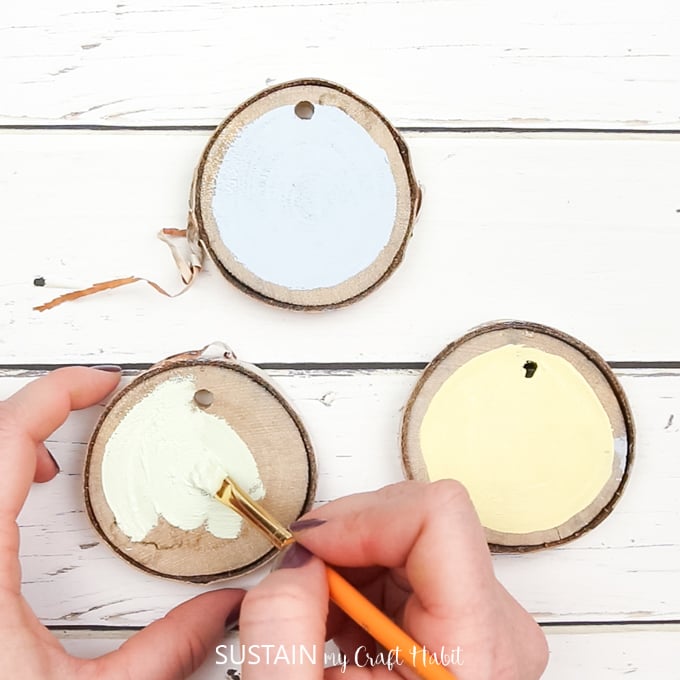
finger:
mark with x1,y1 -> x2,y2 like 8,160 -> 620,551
499,584 -> 549,678
34,443 -> 60,483
240,544 -> 328,680
95,589 -> 245,680
325,577 -> 380,673
4,366 -> 121,441
0,367 -> 121,520
292,480 -> 494,621
330,568 -> 412,677
325,667 -> 394,680
331,618 -> 376,674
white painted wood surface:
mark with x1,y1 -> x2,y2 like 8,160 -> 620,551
3,131 -> 680,363
2,1 -> 680,129
3,2 -> 680,675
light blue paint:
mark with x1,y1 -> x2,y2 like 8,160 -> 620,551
613,436 -> 628,474
211,105 -> 398,290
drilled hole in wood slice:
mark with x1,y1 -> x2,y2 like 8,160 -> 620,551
85,358 -> 316,582
523,360 -> 538,378
401,322 -> 634,552
294,100 -> 315,119
194,388 -> 214,407
196,79 -> 419,310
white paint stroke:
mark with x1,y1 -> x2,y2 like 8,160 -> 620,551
102,377 -> 264,541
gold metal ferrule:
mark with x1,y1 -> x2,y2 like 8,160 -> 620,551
215,477 -> 295,550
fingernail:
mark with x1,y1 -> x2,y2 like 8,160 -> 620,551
225,602 -> 242,631
289,518 -> 326,532
91,365 -> 122,373
46,448 -> 60,473
278,544 -> 313,570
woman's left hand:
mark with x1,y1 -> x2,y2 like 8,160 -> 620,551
0,367 -> 244,680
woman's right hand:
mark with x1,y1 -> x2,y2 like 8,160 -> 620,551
238,480 -> 549,679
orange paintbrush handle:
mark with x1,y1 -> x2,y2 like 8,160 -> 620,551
325,566 -> 458,680
214,479 -> 457,679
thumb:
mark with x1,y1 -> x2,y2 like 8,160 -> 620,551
95,589 -> 245,680
239,544 -> 328,679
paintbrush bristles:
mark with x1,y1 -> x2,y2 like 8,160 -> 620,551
215,477 -> 294,549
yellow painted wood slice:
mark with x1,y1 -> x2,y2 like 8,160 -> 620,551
85,344 -> 316,582
195,78 -> 421,309
402,322 -> 634,551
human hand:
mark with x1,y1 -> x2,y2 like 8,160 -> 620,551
238,480 -> 549,679
0,367 -> 244,680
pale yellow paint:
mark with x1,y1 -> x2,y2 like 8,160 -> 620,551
419,344 -> 615,534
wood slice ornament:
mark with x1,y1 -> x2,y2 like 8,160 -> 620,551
195,78 -> 421,309
35,78 -> 420,312
402,322 -> 635,551
84,343 -> 316,582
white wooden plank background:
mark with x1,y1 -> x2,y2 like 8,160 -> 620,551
3,1 -> 680,676
3,130 -> 680,363
2,1 -> 680,129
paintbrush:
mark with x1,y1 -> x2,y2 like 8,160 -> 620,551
214,476 -> 458,680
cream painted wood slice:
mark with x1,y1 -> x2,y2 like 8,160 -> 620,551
85,345 -> 316,582
195,78 -> 420,309
402,322 -> 635,551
